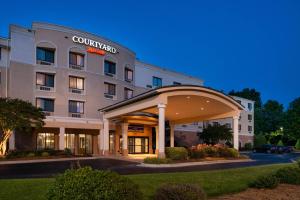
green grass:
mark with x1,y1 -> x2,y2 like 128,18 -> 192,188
0,164 -> 291,200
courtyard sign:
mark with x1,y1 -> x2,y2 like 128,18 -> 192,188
72,36 -> 117,54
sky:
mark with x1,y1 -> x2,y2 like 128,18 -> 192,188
1,0 -> 299,107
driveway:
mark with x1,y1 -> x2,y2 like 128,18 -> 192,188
0,152 -> 299,179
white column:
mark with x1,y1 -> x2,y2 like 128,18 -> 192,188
170,123 -> 175,147
98,129 -> 102,155
155,126 -> 159,154
121,122 -> 128,156
233,115 -> 239,150
103,118 -> 110,155
8,131 -> 15,150
158,103 -> 166,158
59,127 -> 65,150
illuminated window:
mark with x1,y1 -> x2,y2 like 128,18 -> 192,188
36,72 -> 54,87
124,88 -> 133,99
69,52 -> 84,68
64,134 -> 75,153
69,100 -> 84,114
36,47 -> 55,65
69,76 -> 84,90
37,133 -> 55,150
125,68 -> 133,82
78,134 -> 93,155
104,82 -> 116,96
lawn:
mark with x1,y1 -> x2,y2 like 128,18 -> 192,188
0,164 -> 291,200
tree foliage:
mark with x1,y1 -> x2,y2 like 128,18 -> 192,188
198,124 -> 232,145
229,88 -> 262,108
284,97 -> 300,140
0,98 -> 45,156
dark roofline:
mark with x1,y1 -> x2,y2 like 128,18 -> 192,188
98,85 -> 244,112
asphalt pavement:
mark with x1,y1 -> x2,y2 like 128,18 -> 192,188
0,152 -> 299,179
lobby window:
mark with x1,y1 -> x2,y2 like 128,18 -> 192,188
248,103 -> 253,111
36,72 -> 54,91
69,52 -> 84,70
248,126 -> 252,132
124,88 -> 133,99
152,76 -> 162,88
64,134 -> 75,153
36,47 -> 55,65
125,68 -> 133,82
37,133 -> 55,150
248,114 -> 252,121
36,98 -> 54,114
69,100 -> 84,117
173,81 -> 181,85
69,76 -> 84,94
104,60 -> 116,76
104,82 -> 116,98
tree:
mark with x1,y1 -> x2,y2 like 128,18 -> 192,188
254,134 -> 267,148
284,97 -> 300,140
0,98 -> 45,156
261,100 -> 284,133
198,124 -> 232,145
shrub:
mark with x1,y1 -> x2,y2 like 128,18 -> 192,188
203,146 -> 219,157
189,149 -> 206,159
154,183 -> 206,200
47,167 -> 142,200
297,158 -> 300,169
275,167 -> 300,185
218,148 -> 239,158
64,148 -> 73,156
165,147 -> 188,160
249,174 -> 279,189
143,157 -> 172,164
41,152 -> 50,157
27,152 -> 35,157
295,139 -> 300,150
277,140 -> 284,146
244,143 -> 253,150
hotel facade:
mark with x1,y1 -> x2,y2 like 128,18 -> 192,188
0,23 -> 253,157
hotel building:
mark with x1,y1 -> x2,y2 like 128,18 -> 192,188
0,23 -> 253,157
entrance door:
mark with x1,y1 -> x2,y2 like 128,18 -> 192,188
78,134 -> 93,155
128,137 -> 149,154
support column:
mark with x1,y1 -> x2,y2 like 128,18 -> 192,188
59,127 -> 65,150
98,129 -> 103,155
121,122 -> 128,156
103,118 -> 110,155
233,115 -> 239,150
170,123 -> 175,147
155,126 -> 159,154
158,103 -> 166,158
8,131 -> 15,150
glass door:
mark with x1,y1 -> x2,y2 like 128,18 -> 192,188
78,134 -> 93,155
128,137 -> 149,154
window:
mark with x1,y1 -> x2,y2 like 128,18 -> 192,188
152,76 -> 162,88
36,98 -> 54,112
248,114 -> 252,121
36,73 -> 54,88
104,82 -> 116,96
125,68 -> 133,82
37,133 -> 55,150
248,126 -> 252,132
69,76 -> 84,90
78,134 -> 93,155
248,103 -> 253,111
173,81 -> 181,85
239,124 -> 241,131
124,88 -> 133,99
64,134 -> 75,153
225,123 -> 231,128
36,47 -> 55,65
69,100 -> 84,114
69,52 -> 84,69
236,100 -> 242,104
212,122 -> 219,126
104,60 -> 116,75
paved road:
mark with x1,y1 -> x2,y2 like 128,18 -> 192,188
0,152 -> 299,179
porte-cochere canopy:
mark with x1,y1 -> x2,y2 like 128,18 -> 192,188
98,85 -> 244,158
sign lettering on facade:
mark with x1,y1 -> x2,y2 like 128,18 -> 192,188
72,36 -> 117,54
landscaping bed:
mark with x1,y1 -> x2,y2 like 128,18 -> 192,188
212,184 -> 300,200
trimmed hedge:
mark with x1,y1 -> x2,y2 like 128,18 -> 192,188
143,157 -> 172,164
165,147 -> 188,160
249,174 -> 279,189
47,167 -> 143,200
154,183 -> 206,200
275,166 -> 300,185
189,145 -> 239,159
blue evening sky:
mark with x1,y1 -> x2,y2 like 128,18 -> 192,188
1,0 -> 299,107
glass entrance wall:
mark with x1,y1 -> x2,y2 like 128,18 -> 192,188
78,134 -> 93,155
128,137 -> 149,154
37,133 -> 55,150
64,134 -> 75,153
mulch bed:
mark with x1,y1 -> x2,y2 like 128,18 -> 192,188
211,184 -> 300,200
